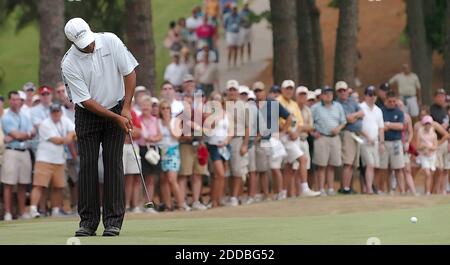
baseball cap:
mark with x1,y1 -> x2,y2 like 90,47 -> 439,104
32,95 -> 40,103
39,86 -> 53,95
281,80 -> 295,89
435,88 -> 446,95
252,81 -> 265,91
296,86 -> 309,95
64,18 -> 95,49
421,115 -> 433,125
270,85 -> 281,94
151,97 -> 160,105
335,81 -> 348,91
239,86 -> 250,95
314,89 -> 322,97
49,103 -> 62,112
227,80 -> 239,90
22,82 -> 36,92
307,91 -> 316,101
365,85 -> 377,96
379,82 -> 390,92
248,90 -> 256,100
183,74 -> 195,83
18,91 -> 26,101
322,86 -> 333,93
135,86 -> 147,93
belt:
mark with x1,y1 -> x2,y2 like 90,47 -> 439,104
6,147 -> 27,152
320,133 -> 334,137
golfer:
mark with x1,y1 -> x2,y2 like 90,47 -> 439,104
61,18 -> 138,237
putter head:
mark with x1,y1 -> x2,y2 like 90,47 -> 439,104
144,202 -> 155,209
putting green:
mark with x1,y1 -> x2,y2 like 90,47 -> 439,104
1,196 -> 450,245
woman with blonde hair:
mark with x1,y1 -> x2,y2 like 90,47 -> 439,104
158,100 -> 190,211
137,95 -> 162,213
204,92 -> 232,208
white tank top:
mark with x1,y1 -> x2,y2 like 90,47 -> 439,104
206,115 -> 229,145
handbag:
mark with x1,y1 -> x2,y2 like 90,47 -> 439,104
145,145 -> 160,165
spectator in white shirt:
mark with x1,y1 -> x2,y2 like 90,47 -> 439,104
29,103 -> 76,218
164,53 -> 189,90
160,81 -> 184,118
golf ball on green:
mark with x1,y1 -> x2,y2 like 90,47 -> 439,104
410,217 -> 418,223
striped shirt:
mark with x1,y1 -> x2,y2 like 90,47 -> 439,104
311,101 -> 346,136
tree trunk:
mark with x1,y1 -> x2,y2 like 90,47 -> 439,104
125,0 -> 156,94
270,0 -> 300,85
333,0 -> 359,87
308,0 -> 325,89
297,0 -> 316,89
37,0 -> 65,87
445,1 -> 450,92
406,0 -> 433,105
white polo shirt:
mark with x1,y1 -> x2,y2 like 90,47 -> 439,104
389,72 -> 421,97
164,63 -> 189,87
61,32 -> 139,109
36,116 -> 75,164
360,102 -> 385,143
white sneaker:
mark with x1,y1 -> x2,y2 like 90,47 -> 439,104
220,196 -> 229,206
191,201 -> 208,211
30,206 -> 41,218
301,189 -> 321,198
244,197 -> 255,205
51,207 -> 65,217
144,208 -> 158,214
19,213 -> 31,220
320,190 -> 328,197
254,194 -> 264,203
3,212 -> 13,221
276,191 -> 286,201
227,197 -> 239,207
131,207 -> 143,214
327,189 -> 336,196
181,203 -> 191,211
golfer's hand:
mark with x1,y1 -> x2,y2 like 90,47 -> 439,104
116,115 -> 133,133
121,107 -> 132,121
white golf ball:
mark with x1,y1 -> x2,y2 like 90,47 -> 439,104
410,217 -> 418,223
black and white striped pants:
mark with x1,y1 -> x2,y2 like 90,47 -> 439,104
75,102 -> 125,230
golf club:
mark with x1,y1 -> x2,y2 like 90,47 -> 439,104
128,129 -> 155,209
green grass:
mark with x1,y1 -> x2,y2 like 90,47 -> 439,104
0,0 -> 202,95
1,203 -> 450,245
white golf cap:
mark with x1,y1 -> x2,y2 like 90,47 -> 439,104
135,86 -> 147,93
239,86 -> 250,95
151,97 -> 160,105
227,80 -> 239,90
307,91 -> 316,101
32,94 -> 40,103
252,81 -> 265,91
296,86 -> 309,95
314,89 -> 322,96
335,81 -> 349,91
183,74 -> 195,83
64,18 -> 95,49
281,80 -> 295,89
248,90 -> 256,100
18,91 -> 26,101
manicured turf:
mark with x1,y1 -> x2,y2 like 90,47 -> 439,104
1,197 -> 449,245
0,0 -> 202,95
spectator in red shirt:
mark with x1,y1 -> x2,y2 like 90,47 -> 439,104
124,110 -> 143,213
196,15 -> 216,50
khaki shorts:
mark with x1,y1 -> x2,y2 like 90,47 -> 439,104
444,148 -> 450,170
379,141 -> 405,170
247,144 -> 257,172
361,143 -> 380,168
435,141 -> 448,170
33,161 -> 65,188
123,144 -> 141,175
313,136 -> 342,167
341,131 -> 360,166
255,141 -> 270,172
179,143 -> 209,176
281,135 -> 304,164
229,137 -> 249,177
299,140 -> 311,170
1,149 -> 32,185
